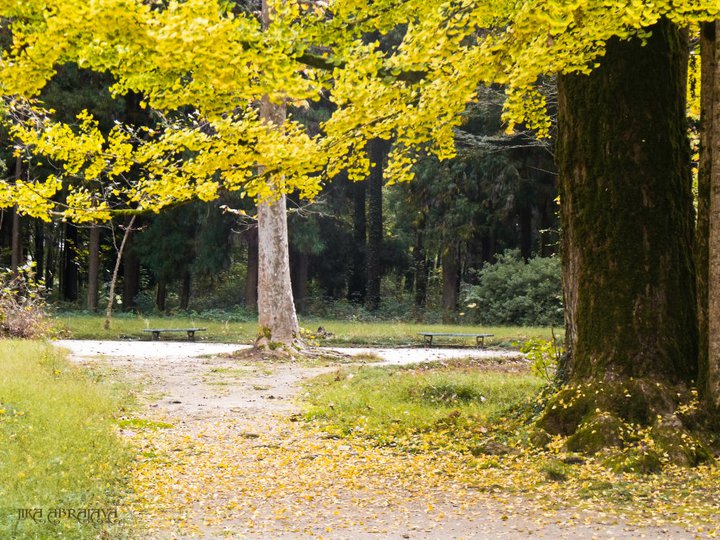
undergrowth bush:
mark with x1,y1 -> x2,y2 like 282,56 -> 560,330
0,264 -> 51,338
462,250 -> 563,326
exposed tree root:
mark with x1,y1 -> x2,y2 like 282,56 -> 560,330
530,378 -> 716,471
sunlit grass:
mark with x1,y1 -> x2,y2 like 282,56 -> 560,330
303,359 -> 544,449
0,341 -> 134,539
301,359 -> 720,535
55,312 -> 557,347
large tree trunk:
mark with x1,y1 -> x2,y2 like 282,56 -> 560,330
257,191 -> 299,345
87,223 -> 101,311
256,93 -> 300,346
253,0 -> 300,348
347,176 -> 367,303
542,19 -> 702,459
366,138 -> 390,311
703,21 -> 720,412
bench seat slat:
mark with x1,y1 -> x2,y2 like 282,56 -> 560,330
417,332 -> 494,348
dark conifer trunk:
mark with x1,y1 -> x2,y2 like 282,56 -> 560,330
122,230 -> 139,311
11,208 -> 22,272
11,157 -> 23,272
291,249 -> 309,313
45,224 -> 56,292
441,244 -> 460,321
62,222 -> 79,301
413,230 -> 428,310
156,278 -> 167,312
179,270 -> 191,310
245,227 -> 258,311
34,219 -> 44,281
366,138 -> 390,311
542,20 -> 702,458
518,204 -> 533,261
348,176 -> 367,303
87,224 -> 101,311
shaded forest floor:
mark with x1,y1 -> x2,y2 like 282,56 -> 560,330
57,340 -> 717,539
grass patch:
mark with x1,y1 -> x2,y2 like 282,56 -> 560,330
55,312 -> 556,348
0,341 -> 134,539
300,358 -> 720,534
303,359 -> 543,450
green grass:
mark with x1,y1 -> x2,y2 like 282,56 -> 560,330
0,341 -> 134,539
303,359 -> 544,450
55,312 -> 557,347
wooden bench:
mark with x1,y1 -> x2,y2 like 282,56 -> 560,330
418,332 -> 494,348
143,328 -> 207,341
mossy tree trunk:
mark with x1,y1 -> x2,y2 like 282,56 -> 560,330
543,20 -> 703,459
701,21 -> 720,412
87,223 -> 100,312
366,138 -> 390,311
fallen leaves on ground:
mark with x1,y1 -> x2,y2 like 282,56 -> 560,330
123,413 -> 720,539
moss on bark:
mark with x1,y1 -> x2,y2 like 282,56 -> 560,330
557,19 -> 697,384
547,19 -> 706,463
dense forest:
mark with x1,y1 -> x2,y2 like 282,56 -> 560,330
0,71 -> 560,324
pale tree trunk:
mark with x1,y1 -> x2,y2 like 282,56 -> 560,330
704,21 -> 720,411
256,181 -> 300,345
105,216 -> 136,330
87,223 -> 101,311
255,0 -> 299,347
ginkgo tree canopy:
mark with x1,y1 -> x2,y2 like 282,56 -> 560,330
0,0 -> 717,221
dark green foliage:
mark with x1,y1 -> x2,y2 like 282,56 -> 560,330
462,250 -> 563,326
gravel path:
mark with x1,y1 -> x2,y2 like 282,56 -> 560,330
54,340 -> 695,539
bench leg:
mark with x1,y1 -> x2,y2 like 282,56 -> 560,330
187,330 -> 195,342
152,331 -> 160,341
424,335 -> 433,347
476,336 -> 484,348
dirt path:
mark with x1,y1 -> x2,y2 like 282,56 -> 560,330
56,340 -> 694,539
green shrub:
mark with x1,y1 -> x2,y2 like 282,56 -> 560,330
462,250 -> 563,326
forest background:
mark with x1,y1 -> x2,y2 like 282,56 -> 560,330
0,29 -> 562,328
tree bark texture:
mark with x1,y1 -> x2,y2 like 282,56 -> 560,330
256,95 -> 300,345
703,21 -> 720,410
87,223 -> 101,311
366,138 -> 390,311
557,19 -> 697,384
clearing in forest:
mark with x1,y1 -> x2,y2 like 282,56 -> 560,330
58,340 -> 718,539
